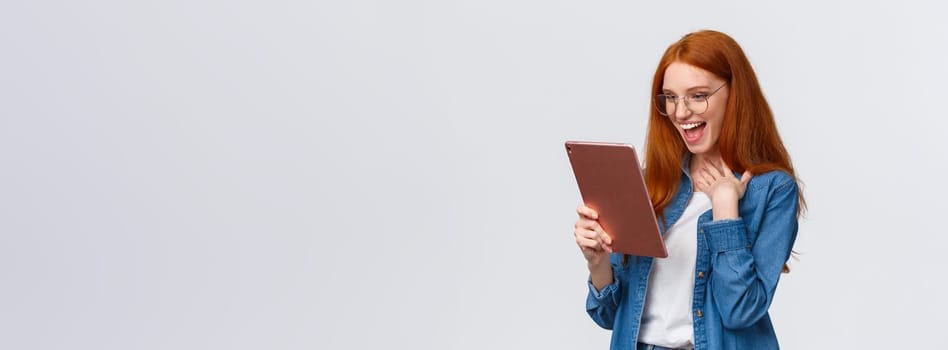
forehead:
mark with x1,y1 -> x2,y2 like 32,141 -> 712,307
662,62 -> 719,91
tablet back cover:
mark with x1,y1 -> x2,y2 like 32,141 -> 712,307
566,141 -> 667,258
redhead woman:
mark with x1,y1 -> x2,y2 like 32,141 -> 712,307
573,30 -> 805,350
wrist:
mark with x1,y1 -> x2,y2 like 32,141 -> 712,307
588,257 -> 610,272
711,193 -> 739,220
588,260 -> 614,291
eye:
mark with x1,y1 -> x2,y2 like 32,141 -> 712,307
689,93 -> 709,101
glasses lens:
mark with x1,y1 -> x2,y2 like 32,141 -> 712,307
689,98 -> 709,115
656,95 -> 671,116
657,92 -> 716,116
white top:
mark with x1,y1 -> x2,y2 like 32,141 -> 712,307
637,192 -> 711,349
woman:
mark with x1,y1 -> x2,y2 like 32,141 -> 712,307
573,30 -> 804,350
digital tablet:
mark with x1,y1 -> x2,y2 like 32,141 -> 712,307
565,141 -> 667,258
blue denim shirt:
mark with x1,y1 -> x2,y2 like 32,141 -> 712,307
586,160 -> 799,350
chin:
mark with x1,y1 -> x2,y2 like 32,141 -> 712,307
684,143 -> 712,156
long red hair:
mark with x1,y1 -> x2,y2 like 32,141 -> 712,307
644,30 -> 806,217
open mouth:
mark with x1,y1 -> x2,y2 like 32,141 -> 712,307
681,121 -> 706,143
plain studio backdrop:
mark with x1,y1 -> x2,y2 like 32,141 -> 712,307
1,1 -> 946,349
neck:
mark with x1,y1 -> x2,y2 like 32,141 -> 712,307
690,150 -> 723,169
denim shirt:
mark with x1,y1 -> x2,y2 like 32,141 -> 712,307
586,159 -> 800,350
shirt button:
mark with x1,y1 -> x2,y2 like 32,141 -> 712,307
697,271 -> 705,278
696,309 -> 704,318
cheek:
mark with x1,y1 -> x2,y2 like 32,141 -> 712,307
708,108 -> 726,130
711,115 -> 724,130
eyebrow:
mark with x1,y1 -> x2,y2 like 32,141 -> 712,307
661,85 -> 714,94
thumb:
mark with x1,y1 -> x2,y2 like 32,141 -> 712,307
741,170 -> 753,186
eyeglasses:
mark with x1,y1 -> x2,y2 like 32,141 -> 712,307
655,83 -> 727,116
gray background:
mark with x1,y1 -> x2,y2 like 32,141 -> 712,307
2,0 -> 946,349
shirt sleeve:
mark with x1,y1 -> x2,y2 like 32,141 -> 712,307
701,178 -> 799,329
585,264 -> 620,330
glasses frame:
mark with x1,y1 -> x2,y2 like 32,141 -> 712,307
655,82 -> 728,116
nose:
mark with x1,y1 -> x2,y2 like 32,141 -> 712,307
673,98 -> 691,119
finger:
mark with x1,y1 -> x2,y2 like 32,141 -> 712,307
573,230 -> 599,248
575,218 -> 603,232
597,229 -> 613,246
721,161 -> 734,178
701,167 -> 717,183
595,236 -> 613,253
585,225 -> 612,252
575,227 -> 600,240
704,158 -> 724,177
740,170 -> 754,186
576,205 -> 599,220
576,235 -> 602,250
579,244 -> 603,257
578,230 -> 612,253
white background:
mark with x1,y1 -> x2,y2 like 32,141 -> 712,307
2,1 -> 946,349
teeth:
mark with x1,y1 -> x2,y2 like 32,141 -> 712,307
682,122 -> 705,130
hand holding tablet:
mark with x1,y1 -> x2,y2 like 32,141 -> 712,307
566,141 -> 667,258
